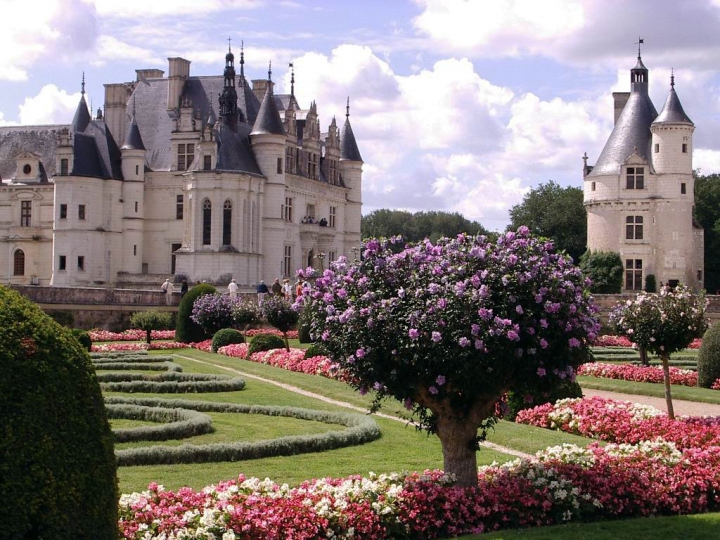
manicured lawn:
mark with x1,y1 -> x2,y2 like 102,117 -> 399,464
460,512 -> 720,539
578,375 -> 720,405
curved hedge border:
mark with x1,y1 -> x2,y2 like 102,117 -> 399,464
106,397 -> 381,466
106,403 -> 213,442
99,372 -> 246,394
93,354 -> 173,364
93,361 -> 183,372
91,351 -> 149,359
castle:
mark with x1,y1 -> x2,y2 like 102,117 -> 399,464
584,49 -> 703,291
0,45 -> 363,289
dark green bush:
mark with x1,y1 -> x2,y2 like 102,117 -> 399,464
248,333 -> 286,355
644,274 -> 657,293
48,309 -> 74,327
175,283 -> 217,343
304,343 -> 330,359
130,309 -> 173,344
297,308 -> 313,343
212,328 -> 246,352
698,323 -> 720,388
0,286 -> 118,539
71,328 -> 92,351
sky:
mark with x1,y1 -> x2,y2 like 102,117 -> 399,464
3,0 -> 720,231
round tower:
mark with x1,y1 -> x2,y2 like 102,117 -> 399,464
650,73 -> 694,175
120,102 -> 146,275
338,98 -> 363,256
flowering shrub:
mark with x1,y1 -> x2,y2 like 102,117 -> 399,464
190,293 -> 238,335
298,229 -> 599,485
89,329 -> 176,342
516,396 -> 720,450
592,334 -> 634,348
260,295 -> 299,350
578,362 -> 701,387
245,328 -> 299,339
118,441 -> 720,539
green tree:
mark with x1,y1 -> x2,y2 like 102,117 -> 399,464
130,310 -> 173,344
261,296 -> 299,351
694,172 -> 720,293
579,250 -> 623,294
362,209 -> 489,244
508,181 -> 586,262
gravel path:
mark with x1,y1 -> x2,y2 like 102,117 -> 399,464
582,388 -> 720,417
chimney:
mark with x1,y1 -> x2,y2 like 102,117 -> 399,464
136,69 -> 165,81
612,92 -> 630,125
251,79 -> 274,103
167,58 -> 191,111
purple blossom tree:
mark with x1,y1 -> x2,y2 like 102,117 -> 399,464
190,293 -> 237,336
297,229 -> 599,486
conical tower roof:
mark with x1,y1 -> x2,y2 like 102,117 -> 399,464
72,74 -> 91,133
250,66 -> 285,136
121,112 -> 145,151
340,98 -> 362,162
653,75 -> 693,125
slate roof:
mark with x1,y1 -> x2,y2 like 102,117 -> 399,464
121,115 -> 146,151
214,120 -> 262,174
340,117 -> 362,162
73,120 -> 123,180
71,96 -> 91,133
251,86 -> 286,136
653,85 -> 693,125
0,125 -> 64,180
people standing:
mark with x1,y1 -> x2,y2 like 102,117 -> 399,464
228,278 -> 238,298
282,278 -> 292,300
271,278 -> 282,296
161,278 -> 174,305
180,280 -> 188,299
256,280 -> 269,304
295,279 -> 304,299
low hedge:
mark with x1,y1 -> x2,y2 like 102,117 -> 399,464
98,372 -> 246,393
93,361 -> 183,372
111,397 -> 381,466
92,354 -> 172,363
91,351 -> 148,359
105,401 -> 213,443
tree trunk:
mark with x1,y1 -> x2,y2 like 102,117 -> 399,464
661,351 -> 675,420
146,329 -> 152,345
435,414 -> 480,487
283,331 -> 290,352
639,346 -> 649,366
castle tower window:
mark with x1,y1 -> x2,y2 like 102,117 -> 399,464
59,204 -> 67,219
177,143 -> 194,171
309,153 -> 317,179
59,255 -> 66,271
77,256 -> 85,271
13,249 -> 25,276
23,164 -> 31,174
78,204 -> 86,220
626,216 -> 643,240
135,201 -> 138,213
625,259 -> 642,290
277,157 -> 283,174
202,198 -> 212,245
654,144 -> 659,153
176,194 -> 184,220
329,206 -> 336,227
626,167 -> 644,189
328,250 -> 336,263
682,143 -> 688,153
222,200 -> 232,245
203,155 -> 212,171
283,245 -> 292,277
283,197 -> 293,222
60,159 -> 69,175
20,201 -> 31,227
591,181 -> 596,191
681,183 -> 687,195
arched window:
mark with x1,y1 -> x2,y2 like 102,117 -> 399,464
13,249 -> 25,276
202,199 -> 212,245
222,199 -> 232,246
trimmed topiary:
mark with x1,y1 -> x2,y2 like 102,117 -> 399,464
0,285 -> 118,539
698,323 -> 720,388
304,343 -> 329,359
176,283 -> 217,343
130,310 -> 173,344
248,333 -> 286,356
212,328 -> 246,352
71,328 -> 93,351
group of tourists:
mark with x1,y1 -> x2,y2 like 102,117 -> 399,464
255,278 -> 303,304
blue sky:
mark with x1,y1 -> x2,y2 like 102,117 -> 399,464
3,0 -> 720,231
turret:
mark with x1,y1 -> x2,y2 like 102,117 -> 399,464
218,42 -> 239,130
650,72 -> 694,175
120,99 -> 146,274
71,73 -> 91,133
338,98 -> 363,252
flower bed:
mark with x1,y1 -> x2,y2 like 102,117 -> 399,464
516,396 -> 720,449
579,362 -> 700,386
90,329 -> 176,342
91,341 -> 192,352
119,440 -> 720,539
219,344 -> 343,379
592,335 -> 702,349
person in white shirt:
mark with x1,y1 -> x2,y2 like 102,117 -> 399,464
282,278 -> 293,300
161,278 -> 174,305
228,279 -> 238,298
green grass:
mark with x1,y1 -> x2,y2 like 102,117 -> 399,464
578,376 -> 720,404
459,512 -> 720,539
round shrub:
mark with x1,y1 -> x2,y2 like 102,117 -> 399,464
176,283 -> 217,343
130,310 -> 173,344
304,343 -> 329,359
71,328 -> 92,351
248,333 -> 286,355
297,308 -> 313,344
698,323 -> 720,388
212,328 -> 246,352
0,286 -> 118,539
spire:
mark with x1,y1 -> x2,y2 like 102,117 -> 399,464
207,92 -> 217,127
340,96 -> 362,162
671,67 -> 675,88
631,38 -> 649,90
268,60 -> 272,81
250,65 -> 285,136
240,40 -> 244,78
653,73 -> 693,125
121,96 -> 145,150
219,42 -> 239,131
289,62 -> 295,97
71,72 -> 91,133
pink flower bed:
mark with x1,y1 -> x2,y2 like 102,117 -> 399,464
89,329 -> 176,342
91,341 -> 191,352
578,362 -> 700,387
119,442 -> 720,539
516,396 -> 720,449
245,328 -> 299,339
219,344 -> 343,379
592,335 -> 703,349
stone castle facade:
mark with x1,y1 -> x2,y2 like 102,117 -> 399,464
584,50 -> 703,291
0,46 -> 363,289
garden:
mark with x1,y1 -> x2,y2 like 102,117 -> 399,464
3,230 -> 720,539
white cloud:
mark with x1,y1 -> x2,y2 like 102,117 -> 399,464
18,85 -> 83,125
93,0 -> 262,18
94,35 -> 161,65
694,149 -> 720,176
0,111 -> 18,127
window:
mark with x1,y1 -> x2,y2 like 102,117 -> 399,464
327,159 -> 337,184
177,143 -> 195,171
23,164 -> 31,175
77,256 -> 85,271
20,201 -> 31,227
60,159 -> 69,175
176,194 -> 184,220
698,270 -> 703,282
133,245 -> 137,256
328,251 -> 336,263
625,259 -> 642,290
591,181 -> 596,191
78,204 -> 86,220
682,143 -> 688,153
202,199 -> 212,245
626,167 -> 644,189
13,250 -> 25,276
222,200 -> 232,245
681,183 -> 687,195
283,245 -> 292,277
308,153 -> 317,179
306,204 -> 315,220
171,243 -> 181,274
135,165 -> 139,175
203,155 -> 212,171
283,197 -> 293,222
59,255 -> 66,271
329,206 -> 336,227
654,144 -> 659,153
134,201 -> 138,213
277,157 -> 283,174
626,216 -> 643,240
59,204 -> 67,219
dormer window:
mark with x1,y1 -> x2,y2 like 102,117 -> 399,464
23,164 -> 31,175
626,167 -> 644,189
177,143 -> 194,171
